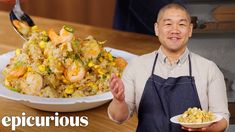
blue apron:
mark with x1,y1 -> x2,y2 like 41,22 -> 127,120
136,53 -> 202,132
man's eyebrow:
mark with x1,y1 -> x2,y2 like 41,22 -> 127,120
163,19 -> 172,22
179,19 -> 189,22
162,18 -> 189,23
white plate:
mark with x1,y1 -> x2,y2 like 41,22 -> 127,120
0,47 -> 137,112
170,113 -> 223,129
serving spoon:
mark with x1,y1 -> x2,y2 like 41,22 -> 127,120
9,0 -> 35,40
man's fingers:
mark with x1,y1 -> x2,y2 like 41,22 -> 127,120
110,82 -> 116,94
114,88 -> 124,101
111,73 -> 116,78
110,78 -> 120,95
116,87 -> 124,98
112,83 -> 119,94
181,126 -> 192,131
110,73 -> 116,82
201,127 -> 207,131
109,77 -> 118,90
181,126 -> 207,131
117,77 -> 124,88
114,81 -> 119,90
109,80 -> 114,90
108,73 -> 125,101
109,74 -> 115,82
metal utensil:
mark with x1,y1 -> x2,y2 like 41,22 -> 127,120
9,0 -> 35,40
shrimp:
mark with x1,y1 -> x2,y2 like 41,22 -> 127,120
59,28 -> 73,42
6,66 -> 27,80
114,57 -> 128,70
64,60 -> 86,83
48,27 -> 74,45
21,72 -> 43,96
12,20 -> 30,36
48,29 -> 60,45
80,39 -> 101,60
48,58 -> 65,73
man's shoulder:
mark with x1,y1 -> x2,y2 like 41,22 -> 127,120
190,52 -> 224,80
190,52 -> 217,68
140,51 -> 156,59
127,51 -> 156,70
130,51 -> 156,63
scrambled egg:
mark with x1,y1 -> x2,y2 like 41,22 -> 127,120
178,107 -> 216,123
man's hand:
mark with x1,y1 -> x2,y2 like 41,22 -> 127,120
181,126 -> 208,131
108,74 -> 129,122
181,118 -> 227,132
109,74 -> 125,102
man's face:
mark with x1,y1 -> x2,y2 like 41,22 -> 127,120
155,8 -> 193,52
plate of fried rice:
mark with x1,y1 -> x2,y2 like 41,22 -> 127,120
0,25 -> 137,112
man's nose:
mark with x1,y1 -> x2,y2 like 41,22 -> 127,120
171,24 -> 180,34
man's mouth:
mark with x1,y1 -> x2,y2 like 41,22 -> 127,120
168,37 -> 181,41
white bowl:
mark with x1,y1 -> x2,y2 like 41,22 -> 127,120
0,47 -> 137,112
170,113 -> 223,129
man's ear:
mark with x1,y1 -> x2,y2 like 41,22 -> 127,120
189,23 -> 193,37
154,23 -> 159,36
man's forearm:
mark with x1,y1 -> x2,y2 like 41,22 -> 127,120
108,99 -> 129,123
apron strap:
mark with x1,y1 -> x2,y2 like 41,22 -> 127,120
188,54 -> 192,77
151,53 -> 158,75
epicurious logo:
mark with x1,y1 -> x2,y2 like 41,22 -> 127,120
1,112 -> 89,131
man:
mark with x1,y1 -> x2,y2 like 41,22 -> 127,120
108,3 -> 229,132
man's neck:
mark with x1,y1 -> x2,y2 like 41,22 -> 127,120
161,47 -> 186,64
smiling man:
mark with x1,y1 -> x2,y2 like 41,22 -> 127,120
108,3 -> 229,132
